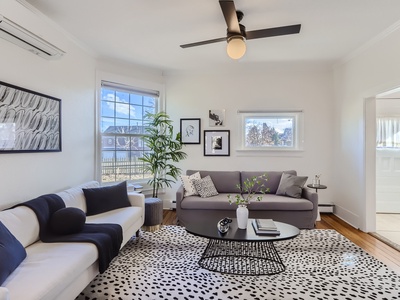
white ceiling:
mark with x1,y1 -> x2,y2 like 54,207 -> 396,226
23,0 -> 400,73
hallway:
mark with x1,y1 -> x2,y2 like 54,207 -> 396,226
374,213 -> 400,251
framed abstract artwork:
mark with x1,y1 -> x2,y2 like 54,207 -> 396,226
180,118 -> 201,144
208,109 -> 225,127
0,81 -> 61,153
204,130 -> 230,156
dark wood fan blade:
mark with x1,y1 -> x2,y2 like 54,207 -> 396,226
219,0 -> 241,34
246,24 -> 301,40
180,37 -> 227,48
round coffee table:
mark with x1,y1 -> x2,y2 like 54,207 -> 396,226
185,218 -> 299,276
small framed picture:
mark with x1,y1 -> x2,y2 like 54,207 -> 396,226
180,118 -> 201,144
204,130 -> 230,156
209,109 -> 225,127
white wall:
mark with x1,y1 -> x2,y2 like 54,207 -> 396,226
164,63 -> 335,204
333,27 -> 400,231
0,0 -> 96,209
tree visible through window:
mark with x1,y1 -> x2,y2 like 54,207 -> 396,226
239,111 -> 303,151
99,81 -> 159,183
245,117 -> 293,147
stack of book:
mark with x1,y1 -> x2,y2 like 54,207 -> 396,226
132,184 -> 143,193
252,219 -> 280,235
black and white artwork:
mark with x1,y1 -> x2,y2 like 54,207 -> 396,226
0,81 -> 61,153
209,109 -> 225,126
180,118 -> 201,144
204,130 -> 230,156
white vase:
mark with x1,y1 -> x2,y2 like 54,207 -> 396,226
236,205 -> 249,229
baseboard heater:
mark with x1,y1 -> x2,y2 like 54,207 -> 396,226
319,203 -> 334,213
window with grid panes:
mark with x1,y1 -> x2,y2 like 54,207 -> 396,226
100,81 -> 158,183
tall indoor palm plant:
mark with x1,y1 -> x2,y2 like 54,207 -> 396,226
139,111 -> 187,198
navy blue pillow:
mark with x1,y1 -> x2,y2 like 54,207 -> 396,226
0,221 -> 27,285
50,207 -> 86,235
83,181 -> 131,216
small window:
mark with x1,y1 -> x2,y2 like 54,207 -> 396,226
238,111 -> 304,151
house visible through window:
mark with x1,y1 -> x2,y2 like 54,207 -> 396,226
238,111 -> 304,151
99,81 -> 159,183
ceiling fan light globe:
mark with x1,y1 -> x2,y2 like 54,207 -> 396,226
227,36 -> 246,60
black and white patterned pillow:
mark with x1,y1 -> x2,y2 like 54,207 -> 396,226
180,172 -> 201,196
193,175 -> 219,198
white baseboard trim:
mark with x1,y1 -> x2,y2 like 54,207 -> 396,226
333,204 -> 360,230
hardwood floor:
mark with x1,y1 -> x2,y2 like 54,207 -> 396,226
162,210 -> 400,274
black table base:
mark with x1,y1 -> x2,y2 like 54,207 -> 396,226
198,239 -> 285,276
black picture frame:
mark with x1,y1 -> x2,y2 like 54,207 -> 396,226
204,130 -> 230,156
0,81 -> 62,153
180,118 -> 201,144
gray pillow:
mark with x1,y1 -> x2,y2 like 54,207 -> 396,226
193,175 -> 219,198
276,173 -> 308,198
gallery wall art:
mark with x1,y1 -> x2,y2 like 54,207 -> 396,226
0,81 -> 61,153
204,130 -> 230,156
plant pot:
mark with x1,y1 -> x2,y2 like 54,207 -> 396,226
236,205 -> 249,229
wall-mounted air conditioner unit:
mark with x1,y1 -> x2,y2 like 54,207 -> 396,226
0,14 -> 65,60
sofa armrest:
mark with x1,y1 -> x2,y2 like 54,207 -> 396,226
302,188 -> 318,208
0,287 -> 9,300
176,185 -> 184,209
128,192 -> 145,208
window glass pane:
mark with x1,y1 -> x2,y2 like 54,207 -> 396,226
116,91 -> 129,103
101,101 -> 114,118
101,117 -> 114,133
143,96 -> 155,107
115,118 -> 129,127
102,136 -> 115,150
101,89 -> 115,101
130,94 -> 142,105
131,105 -> 143,119
115,103 -> 131,119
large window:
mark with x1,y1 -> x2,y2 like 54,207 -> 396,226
238,111 -> 304,151
99,81 -> 159,183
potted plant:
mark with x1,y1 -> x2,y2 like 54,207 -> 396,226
228,174 -> 269,229
139,111 -> 187,198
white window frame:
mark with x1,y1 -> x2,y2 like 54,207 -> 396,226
95,72 -> 165,186
237,110 -> 304,153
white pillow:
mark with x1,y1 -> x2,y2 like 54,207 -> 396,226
180,172 -> 201,197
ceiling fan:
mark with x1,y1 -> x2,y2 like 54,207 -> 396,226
180,0 -> 301,60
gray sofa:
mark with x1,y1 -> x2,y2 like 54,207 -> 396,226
176,170 -> 318,229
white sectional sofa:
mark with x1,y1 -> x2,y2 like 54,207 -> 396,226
0,181 -> 145,300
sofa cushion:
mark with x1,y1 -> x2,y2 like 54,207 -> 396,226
241,170 -> 297,194
193,175 -> 219,198
50,207 -> 86,235
57,181 -> 99,212
180,172 -> 201,197
276,173 -> 308,198
0,206 -> 40,248
2,241 -> 98,300
0,221 -> 27,285
187,170 -> 241,193
83,181 -> 131,216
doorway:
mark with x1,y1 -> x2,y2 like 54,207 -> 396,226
374,97 -> 400,249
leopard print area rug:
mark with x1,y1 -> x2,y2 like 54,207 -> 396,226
76,226 -> 400,300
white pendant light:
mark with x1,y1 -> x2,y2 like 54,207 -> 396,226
226,35 -> 246,60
